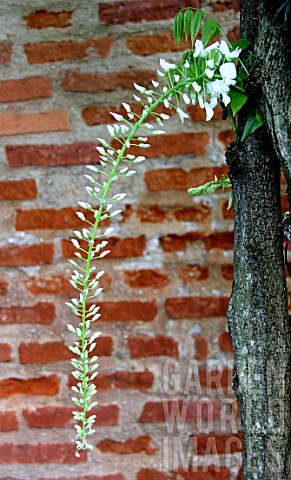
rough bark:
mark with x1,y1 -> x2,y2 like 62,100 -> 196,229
225,1 -> 291,478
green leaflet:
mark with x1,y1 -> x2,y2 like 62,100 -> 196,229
174,10 -> 184,44
229,86 -> 248,116
241,107 -> 264,141
230,38 -> 251,50
201,20 -> 220,47
183,9 -> 193,41
188,175 -> 231,197
191,10 -> 204,46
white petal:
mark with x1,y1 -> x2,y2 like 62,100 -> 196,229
219,40 -> 230,57
206,59 -> 214,68
184,60 -> 190,68
157,69 -> 165,77
160,58 -> 176,71
205,68 -> 214,79
134,83 -> 146,93
205,104 -> 214,121
192,81 -> 201,92
122,103 -> 131,112
198,95 -> 205,109
152,80 -> 159,88
222,92 -> 231,106
110,112 -> 124,121
194,39 -> 204,58
183,93 -> 190,105
220,62 -> 237,79
174,74 -> 180,82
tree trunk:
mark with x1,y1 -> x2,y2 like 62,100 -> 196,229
225,1 -> 291,478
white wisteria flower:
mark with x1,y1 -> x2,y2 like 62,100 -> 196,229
160,58 -> 176,71
219,40 -> 241,60
176,107 -> 189,123
220,62 -> 237,81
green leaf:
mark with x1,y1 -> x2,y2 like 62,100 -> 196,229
227,191 -> 233,210
230,38 -> 251,50
201,20 -> 220,47
183,9 -> 193,42
229,86 -> 248,115
174,11 -> 184,44
188,175 -> 231,197
191,10 -> 204,46
241,108 -> 264,141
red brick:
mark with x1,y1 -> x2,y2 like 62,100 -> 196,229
165,296 -> 229,318
96,300 -> 157,322
174,466 -> 229,479
187,104 -> 222,121
0,179 -> 37,200
237,467 -> 242,480
226,24 -> 240,42
0,343 -> 11,362
62,235 -> 146,259
136,205 -> 168,223
0,443 -> 86,463
145,166 -> 228,191
221,264 -> 233,280
127,33 -> 192,55
0,375 -> 59,397
178,264 -> 209,283
0,110 -> 70,137
82,101 -> 174,126
6,142 -> 99,167
0,411 -> 18,431
174,203 -> 211,221
38,475 -> 124,480
97,435 -> 156,454
0,42 -> 12,64
0,77 -> 51,102
205,232 -> 234,250
23,404 -> 119,428
69,370 -> 154,391
160,232 -> 205,252
137,470 -> 173,480
124,269 -> 169,288
128,335 -> 178,358
0,303 -> 55,325
199,368 -> 232,389
222,200 -> 234,219
112,132 -> 209,159
25,38 -> 114,64
192,433 -> 242,454
62,69 -> 155,93
0,280 -> 8,296
16,206 -> 109,231
23,10 -> 72,29
193,335 -> 208,360
210,0 -> 240,12
138,399 -> 221,423
24,272 -> 112,294
99,0 -> 199,24
19,337 -> 112,363
218,129 -> 235,148
218,331 -> 233,352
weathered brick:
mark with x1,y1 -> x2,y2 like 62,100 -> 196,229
19,337 -> 112,363
237,467 -> 242,479
178,264 -> 209,283
173,203 -> 211,221
193,334 -> 208,360
23,404 -> 119,427
62,69 -> 155,93
139,399 -> 221,422
226,24 -> 240,42
24,272 -> 112,294
0,179 -> 37,200
192,432 -> 242,454
136,205 -> 168,223
218,331 -> 233,352
221,264 -> 233,280
16,206 -> 109,231
25,38 -> 114,64
128,335 -> 178,358
124,269 -> 169,288
23,10 -> 73,29
0,77 -> 51,102
187,104 -> 222,121
222,200 -> 234,219
165,297 -> 229,318
145,166 -> 228,191
96,300 -> 157,322
160,231 -> 234,252
205,232 -> 234,250
0,303 -> 55,325
127,32 -> 191,55
199,368 -> 232,389
174,466 -> 230,479
0,411 -> 18,431
69,370 -> 154,390
0,375 -> 59,397
218,129 -> 235,148
62,235 -> 146,259
0,280 -> 8,296
99,0 -> 199,24
97,435 -> 156,454
6,142 -> 99,167
0,443 -> 86,463
38,475 -> 124,480
137,469 -> 173,480
210,0 -> 240,12
0,110 -> 70,136
112,132 -> 209,159
0,42 -> 12,64
0,343 -> 11,361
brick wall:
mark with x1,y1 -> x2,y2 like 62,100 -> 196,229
0,1 -> 244,479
